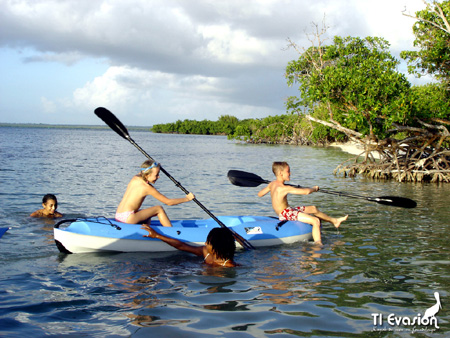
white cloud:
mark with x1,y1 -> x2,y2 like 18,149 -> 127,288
71,66 -> 226,107
198,24 -> 269,64
40,65 -> 235,124
72,67 -> 132,109
0,0 -> 433,125
41,96 -> 57,114
351,0 -> 425,53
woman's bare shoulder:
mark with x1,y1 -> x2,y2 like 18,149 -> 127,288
30,210 -> 43,217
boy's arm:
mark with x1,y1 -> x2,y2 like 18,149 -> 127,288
286,185 -> 319,195
141,225 -> 204,256
258,185 -> 270,197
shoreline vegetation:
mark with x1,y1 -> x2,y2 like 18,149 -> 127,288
150,111 -> 449,183
3,114 -> 448,183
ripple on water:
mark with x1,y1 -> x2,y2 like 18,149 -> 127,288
0,129 -> 449,337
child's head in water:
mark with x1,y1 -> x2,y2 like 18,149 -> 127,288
31,194 -> 62,218
43,194 -> 57,212
206,228 -> 236,261
140,160 -> 161,184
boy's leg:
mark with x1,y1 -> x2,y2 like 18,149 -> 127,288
303,206 -> 348,228
295,212 -> 322,245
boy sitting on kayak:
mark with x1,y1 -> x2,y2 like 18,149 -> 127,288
142,225 -> 238,267
258,161 -> 348,245
115,160 -> 195,226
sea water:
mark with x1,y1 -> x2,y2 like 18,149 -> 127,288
0,126 -> 448,337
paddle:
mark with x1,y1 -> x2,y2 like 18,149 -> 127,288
0,227 -> 8,239
227,170 -> 417,209
94,107 -> 254,250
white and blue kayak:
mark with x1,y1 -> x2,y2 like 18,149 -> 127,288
54,216 -> 313,253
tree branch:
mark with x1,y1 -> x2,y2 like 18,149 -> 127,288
403,0 -> 450,35
417,119 -> 450,136
305,115 -> 363,138
430,117 -> 450,126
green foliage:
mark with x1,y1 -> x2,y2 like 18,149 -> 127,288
152,114 -> 243,135
401,0 -> 450,83
249,115 -> 295,143
410,82 -> 450,122
228,112 -> 345,144
286,35 -> 412,140
228,115 -> 289,143
152,119 -> 221,135
152,110 -> 346,145
307,104 -> 347,142
217,115 -> 239,135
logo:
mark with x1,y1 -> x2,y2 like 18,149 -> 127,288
244,226 -> 263,234
371,292 -> 441,333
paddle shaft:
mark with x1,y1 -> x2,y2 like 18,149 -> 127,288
95,108 -> 254,249
127,137 -> 253,249
128,137 -> 220,218
227,170 -> 417,208
253,177 -> 384,202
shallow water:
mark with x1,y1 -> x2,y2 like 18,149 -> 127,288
0,127 -> 448,337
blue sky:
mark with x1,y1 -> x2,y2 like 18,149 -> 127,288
0,0 -> 429,126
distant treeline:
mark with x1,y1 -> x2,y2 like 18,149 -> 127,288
151,115 -> 238,135
151,114 -> 341,145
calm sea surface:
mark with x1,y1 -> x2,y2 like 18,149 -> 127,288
0,126 -> 448,337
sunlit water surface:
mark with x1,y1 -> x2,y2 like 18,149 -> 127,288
0,127 -> 448,337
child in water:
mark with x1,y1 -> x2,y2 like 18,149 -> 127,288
115,160 -> 195,226
142,225 -> 238,267
258,161 -> 348,245
30,194 -> 63,218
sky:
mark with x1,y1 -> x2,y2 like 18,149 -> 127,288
0,0 -> 430,126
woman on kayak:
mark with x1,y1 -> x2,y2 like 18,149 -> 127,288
115,159 -> 195,226
30,194 -> 63,218
142,225 -> 238,267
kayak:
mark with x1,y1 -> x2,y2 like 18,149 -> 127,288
54,216 -> 313,253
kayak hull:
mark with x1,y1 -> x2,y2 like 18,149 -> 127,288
54,216 -> 313,254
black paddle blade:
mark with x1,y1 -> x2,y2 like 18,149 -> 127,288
94,107 -> 130,140
227,170 -> 269,187
371,196 -> 417,208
